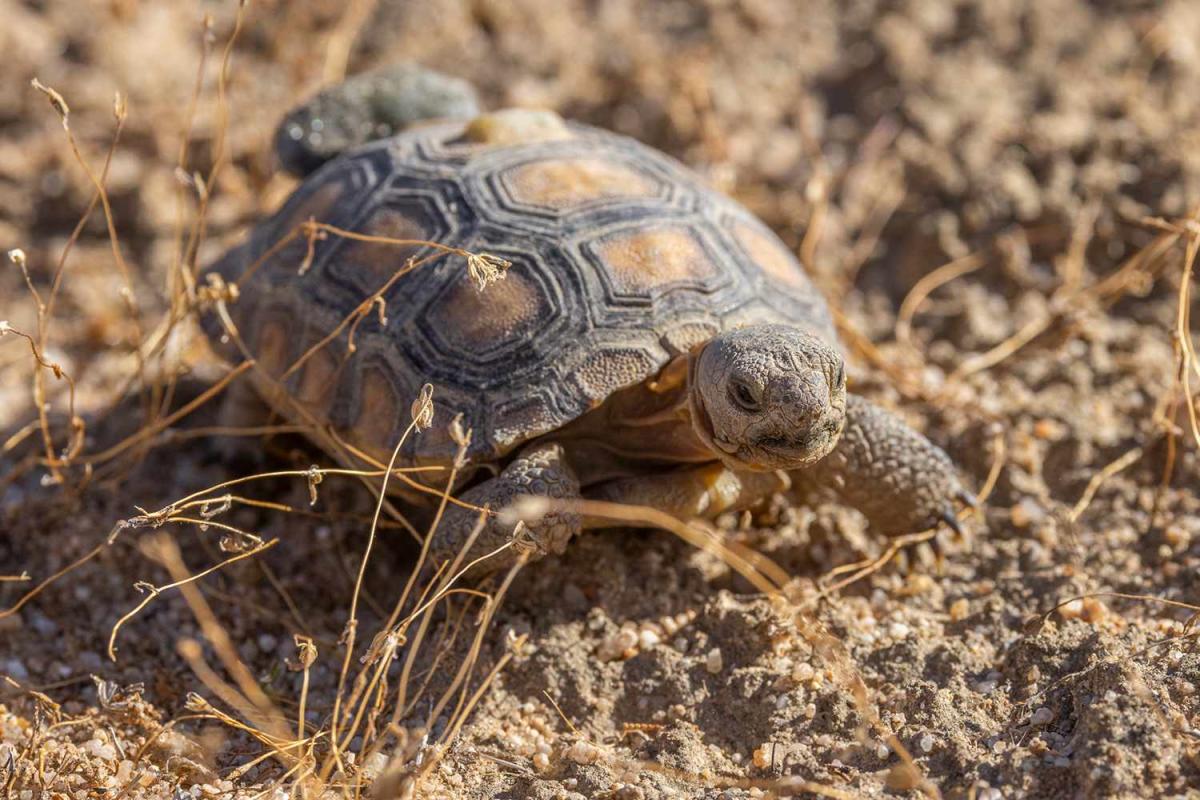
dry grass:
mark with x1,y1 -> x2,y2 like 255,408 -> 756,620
0,9 -> 529,795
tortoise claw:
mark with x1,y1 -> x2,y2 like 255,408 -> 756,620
940,505 -> 965,537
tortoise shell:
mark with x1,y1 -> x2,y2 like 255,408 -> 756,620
206,117 -> 837,469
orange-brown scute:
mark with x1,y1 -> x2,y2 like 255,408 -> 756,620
355,368 -> 401,448
296,348 -> 341,419
504,158 -> 659,210
428,265 -> 549,346
255,320 -> 292,377
733,221 -> 808,289
338,207 -> 429,283
594,226 -> 720,295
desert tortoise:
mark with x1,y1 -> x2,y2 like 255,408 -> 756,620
204,64 -> 973,566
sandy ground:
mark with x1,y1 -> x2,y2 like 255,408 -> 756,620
2,1 -> 1199,798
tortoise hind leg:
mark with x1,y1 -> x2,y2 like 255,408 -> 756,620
430,442 -> 581,574
275,63 -> 480,177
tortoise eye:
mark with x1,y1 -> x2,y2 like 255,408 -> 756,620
729,380 -> 762,413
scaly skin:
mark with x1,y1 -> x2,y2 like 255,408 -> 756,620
433,443 -> 581,571
794,394 -> 972,535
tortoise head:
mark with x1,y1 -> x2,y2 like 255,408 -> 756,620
688,324 -> 846,471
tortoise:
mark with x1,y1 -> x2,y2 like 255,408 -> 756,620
204,64 -> 973,567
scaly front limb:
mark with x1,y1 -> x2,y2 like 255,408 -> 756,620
432,442 -> 581,572
795,394 -> 974,535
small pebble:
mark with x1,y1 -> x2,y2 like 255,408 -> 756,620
948,598 -> 970,621
1031,707 -> 1054,725
1010,498 -> 1045,528
566,740 -> 600,765
1164,526 -> 1190,549
597,629 -> 639,662
705,648 -> 724,674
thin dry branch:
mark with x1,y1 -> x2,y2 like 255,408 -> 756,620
106,533 -> 279,662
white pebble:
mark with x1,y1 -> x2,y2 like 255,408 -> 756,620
566,740 -> 600,765
597,629 -> 639,662
361,751 -> 389,780
638,629 -> 660,650
918,734 -> 934,753
705,648 -> 724,674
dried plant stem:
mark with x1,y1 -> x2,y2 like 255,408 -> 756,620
78,360 -> 255,467
327,415 -> 421,776
106,534 -> 279,661
170,12 -> 214,300
1068,445 -> 1145,523
1175,222 -> 1200,449
185,0 -> 247,280
0,531 -> 115,621
276,221 -> 505,382
321,0 -> 378,85
895,253 -> 984,353
33,80 -> 149,428
154,534 -> 292,742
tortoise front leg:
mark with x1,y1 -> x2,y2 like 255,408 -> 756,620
583,464 -> 789,528
794,394 -> 974,535
432,442 -> 581,572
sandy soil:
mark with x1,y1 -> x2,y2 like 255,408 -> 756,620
2,1 -> 1199,798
